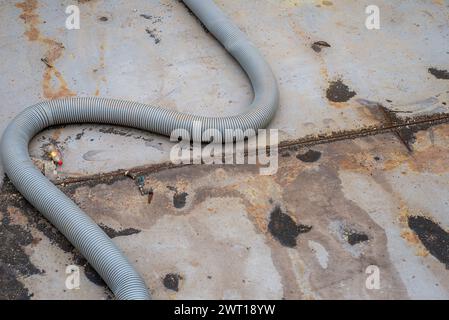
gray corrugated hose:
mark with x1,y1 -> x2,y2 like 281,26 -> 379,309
0,0 -> 279,300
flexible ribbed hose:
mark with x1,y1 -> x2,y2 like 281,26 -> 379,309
0,0 -> 279,300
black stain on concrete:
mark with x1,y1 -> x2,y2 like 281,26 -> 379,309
167,186 -> 188,209
163,273 -> 182,292
326,79 -> 356,102
0,176 -> 138,296
408,216 -> 449,268
173,192 -> 188,209
345,230 -> 369,245
296,150 -> 321,163
0,196 -> 42,299
428,68 -> 449,80
75,129 -> 85,140
98,126 -> 154,142
396,122 -> 433,152
145,27 -> 161,44
0,265 -> 34,300
311,41 -> 331,53
99,224 -> 141,238
268,206 -> 312,248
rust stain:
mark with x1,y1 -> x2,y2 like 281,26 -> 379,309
397,205 -> 430,257
401,230 -> 420,245
338,127 -> 449,176
94,44 -> 106,96
16,0 -> 76,99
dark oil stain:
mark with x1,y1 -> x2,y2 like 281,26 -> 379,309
163,273 -> 182,292
1,178 -> 73,253
0,176 -> 137,294
145,28 -> 161,44
428,68 -> 449,80
296,149 -> 321,163
167,186 -> 188,209
99,224 -> 141,238
326,79 -> 357,102
174,192 -> 188,209
345,229 -> 369,245
311,41 -> 331,53
0,265 -> 33,300
280,150 -> 290,157
268,206 -> 312,248
75,129 -> 85,140
98,16 -> 108,22
0,203 -> 41,299
408,216 -> 449,268
140,14 -> 163,24
99,126 -> 154,142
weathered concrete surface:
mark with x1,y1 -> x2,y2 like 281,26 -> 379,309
2,122 -> 449,300
1,0 -> 448,179
1,0 -> 449,300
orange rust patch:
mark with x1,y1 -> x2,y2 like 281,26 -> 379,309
16,0 -> 76,99
407,146 -> 449,174
401,229 -> 420,245
16,0 -> 40,41
7,206 -> 29,226
401,230 -> 430,257
43,68 -> 75,99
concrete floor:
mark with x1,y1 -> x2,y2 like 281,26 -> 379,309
1,0 -> 449,299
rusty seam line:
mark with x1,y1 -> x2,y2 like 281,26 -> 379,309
31,113 -> 449,187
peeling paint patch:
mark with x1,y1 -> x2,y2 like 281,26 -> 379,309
408,216 -> 449,268
268,206 -> 312,247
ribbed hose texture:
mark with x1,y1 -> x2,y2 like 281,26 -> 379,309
0,0 -> 279,300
